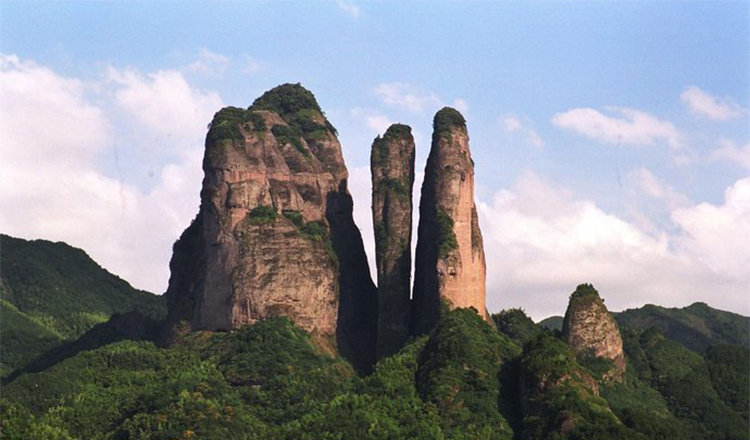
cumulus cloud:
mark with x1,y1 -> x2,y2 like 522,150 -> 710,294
188,48 -> 231,77
476,172 -> 750,320
0,54 -> 218,294
501,114 -> 544,149
108,67 -> 222,142
711,139 -> 750,171
672,177 -> 750,280
680,86 -> 743,120
552,107 -> 681,149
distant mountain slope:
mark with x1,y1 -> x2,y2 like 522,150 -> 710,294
537,303 -> 749,353
614,302 -> 749,352
537,315 -> 563,332
0,234 -> 165,375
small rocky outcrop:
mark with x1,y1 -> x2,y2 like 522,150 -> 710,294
165,84 -> 376,367
561,284 -> 626,380
371,124 -> 415,359
412,108 -> 491,335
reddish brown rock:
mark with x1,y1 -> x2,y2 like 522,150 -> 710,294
412,108 -> 491,334
371,124 -> 415,358
562,284 -> 626,381
165,84 -> 376,367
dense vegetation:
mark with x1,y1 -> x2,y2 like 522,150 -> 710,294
206,84 -> 336,152
0,235 -> 164,376
3,301 -> 746,440
2,237 -> 748,439
251,83 -> 336,135
492,308 -> 542,346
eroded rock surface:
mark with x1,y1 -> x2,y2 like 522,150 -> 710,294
412,108 -> 490,334
165,84 -> 376,366
371,124 -> 415,358
562,284 -> 626,380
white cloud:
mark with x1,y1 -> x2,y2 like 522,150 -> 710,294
0,54 -> 215,294
108,67 -> 222,142
188,48 -> 231,77
0,55 -> 109,167
711,139 -> 750,171
350,107 -> 394,135
501,114 -> 544,149
552,106 -> 681,149
374,82 -> 468,117
333,0 -> 360,18
375,82 -> 442,113
672,177 -> 750,280
476,172 -> 750,320
680,86 -> 742,120
629,167 -> 690,210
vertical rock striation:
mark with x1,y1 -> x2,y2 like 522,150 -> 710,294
412,107 -> 490,335
371,124 -> 415,358
562,284 -> 626,381
165,84 -> 377,368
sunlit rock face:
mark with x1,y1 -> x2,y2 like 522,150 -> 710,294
411,107 -> 491,335
371,124 -> 415,359
165,84 -> 377,366
562,284 -> 626,381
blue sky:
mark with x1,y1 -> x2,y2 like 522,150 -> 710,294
1,1 -> 748,319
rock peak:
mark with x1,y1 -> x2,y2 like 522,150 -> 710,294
371,123 -> 415,358
166,84 -> 376,370
562,284 -> 626,381
412,108 -> 490,334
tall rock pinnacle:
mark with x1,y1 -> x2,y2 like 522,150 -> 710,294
562,284 -> 626,381
165,84 -> 377,368
412,107 -> 490,335
371,124 -> 415,359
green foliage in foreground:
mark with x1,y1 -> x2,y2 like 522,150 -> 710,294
639,328 -> 748,440
2,307 -> 748,440
518,332 -> 636,440
417,309 -> 520,439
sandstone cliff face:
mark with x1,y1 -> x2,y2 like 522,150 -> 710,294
412,108 -> 490,335
371,124 -> 415,358
562,284 -> 626,380
165,84 -> 376,366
